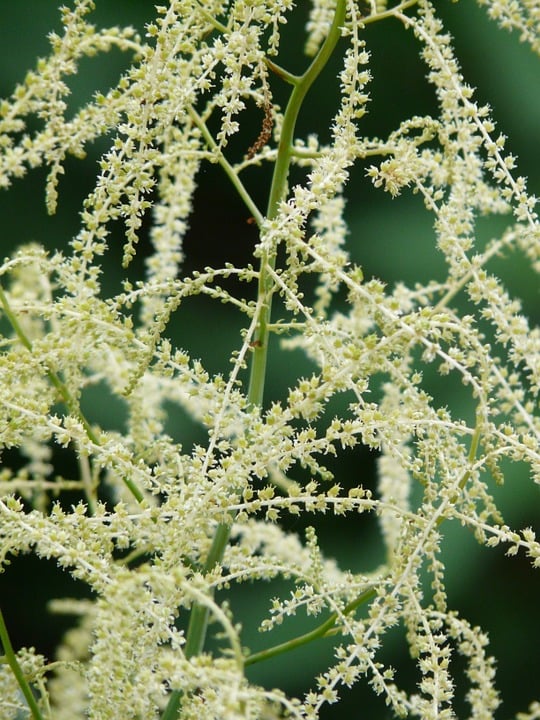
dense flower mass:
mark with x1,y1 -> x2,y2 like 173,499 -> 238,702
0,1 -> 538,718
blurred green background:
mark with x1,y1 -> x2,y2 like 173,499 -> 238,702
0,2 -> 538,717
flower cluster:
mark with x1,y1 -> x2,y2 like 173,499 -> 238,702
0,1 -> 538,719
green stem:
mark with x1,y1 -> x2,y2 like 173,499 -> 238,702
193,1 -> 228,35
160,691 -> 182,720
264,58 -> 298,85
160,3 -> 347,718
0,608 -> 45,720
0,282 -> 144,505
159,524 -> 233,720
247,0 -> 347,406
0,284 -> 96,438
438,413 -> 482,519
188,107 -> 264,227
183,523 -> 231,658
246,585 -> 377,666
361,0 -> 419,25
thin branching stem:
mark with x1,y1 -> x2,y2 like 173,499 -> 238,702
188,107 -> 264,227
0,282 -> 144,505
246,586 -> 377,666
0,608 -> 45,720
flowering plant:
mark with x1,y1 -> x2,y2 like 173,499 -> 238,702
0,1 -> 539,718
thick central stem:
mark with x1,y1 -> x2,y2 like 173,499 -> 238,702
161,3 -> 346,717
247,1 -> 347,407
